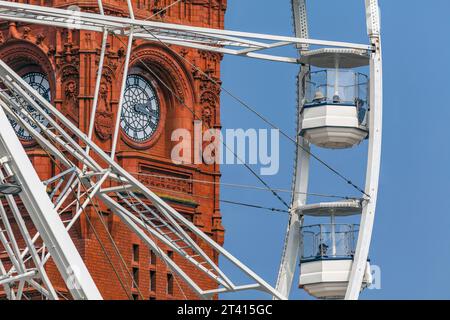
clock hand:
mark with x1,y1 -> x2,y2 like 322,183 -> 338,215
134,102 -> 158,118
147,109 -> 159,117
133,103 -> 150,116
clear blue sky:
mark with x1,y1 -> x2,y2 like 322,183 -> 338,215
218,0 -> 450,300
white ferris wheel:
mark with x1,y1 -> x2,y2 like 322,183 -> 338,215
0,0 -> 382,300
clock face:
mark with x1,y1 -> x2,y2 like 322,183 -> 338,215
9,72 -> 51,141
120,74 -> 161,143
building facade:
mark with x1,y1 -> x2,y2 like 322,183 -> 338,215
0,0 -> 226,299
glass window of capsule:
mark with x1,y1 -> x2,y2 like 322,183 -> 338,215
303,70 -> 369,127
300,223 -> 359,262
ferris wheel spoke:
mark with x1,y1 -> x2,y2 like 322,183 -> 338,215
346,1 -> 383,299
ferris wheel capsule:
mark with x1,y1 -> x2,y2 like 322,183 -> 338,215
297,200 -> 372,299
276,0 -> 383,301
299,48 -> 370,149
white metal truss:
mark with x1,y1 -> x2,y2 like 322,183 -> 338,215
0,0 -> 382,301
345,0 -> 383,300
0,100 -> 101,300
275,0 -> 383,300
0,59 -> 286,300
0,0 -> 372,64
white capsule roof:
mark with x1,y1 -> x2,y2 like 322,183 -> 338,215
299,48 -> 370,69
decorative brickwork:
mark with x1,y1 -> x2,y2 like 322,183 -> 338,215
0,0 -> 226,300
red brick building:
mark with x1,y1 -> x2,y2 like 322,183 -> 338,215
0,0 -> 226,299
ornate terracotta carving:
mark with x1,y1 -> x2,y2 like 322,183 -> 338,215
138,166 -> 193,195
0,0 -> 226,298
200,91 -> 217,127
201,106 -> 213,127
94,82 -> 113,140
199,50 -> 223,74
36,33 -> 46,46
8,22 -> 20,40
22,27 -> 31,40
188,0 -> 227,10
62,79 -> 79,123
152,0 -> 167,18
95,110 -> 113,140
179,48 -> 189,58
0,41 -> 55,81
60,64 -> 78,83
131,47 -> 192,102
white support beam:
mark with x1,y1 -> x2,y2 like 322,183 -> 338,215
345,0 -> 383,300
0,1 -> 371,64
99,194 -> 207,297
0,105 -> 102,300
203,284 -> 262,296
86,29 -> 108,155
0,270 -> 38,287
0,0 -> 382,301
0,58 -> 286,300
115,192 -> 234,289
111,29 -> 133,159
275,67 -> 311,299
292,0 -> 309,51
274,0 -> 311,300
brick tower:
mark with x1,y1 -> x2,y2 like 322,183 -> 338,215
0,0 -> 226,300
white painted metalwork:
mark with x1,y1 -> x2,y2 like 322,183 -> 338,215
274,0 -> 311,300
110,29 -> 133,159
0,102 -> 101,300
0,59 -> 286,300
0,0 -> 382,300
345,0 -> 383,301
300,260 -> 372,299
276,0 -> 383,300
0,1 -> 372,64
